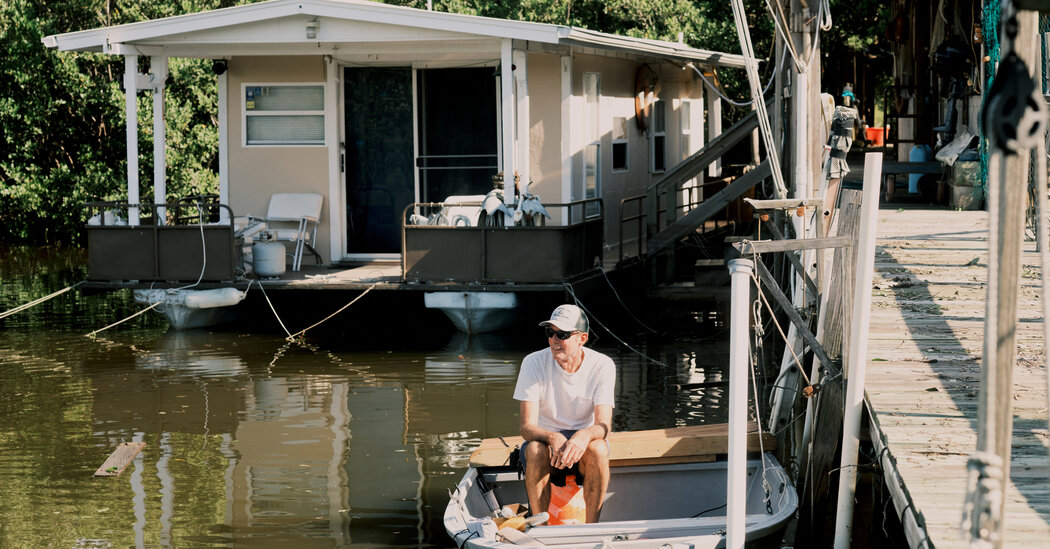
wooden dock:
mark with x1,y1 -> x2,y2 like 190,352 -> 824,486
865,205 -> 1050,547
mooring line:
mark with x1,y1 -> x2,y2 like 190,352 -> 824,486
85,301 -> 163,338
255,281 -> 292,338
287,283 -> 378,341
0,280 -> 85,320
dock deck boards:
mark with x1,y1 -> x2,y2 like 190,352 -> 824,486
866,205 -> 1050,548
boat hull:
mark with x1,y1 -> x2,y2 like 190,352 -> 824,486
424,291 -> 518,333
444,455 -> 797,548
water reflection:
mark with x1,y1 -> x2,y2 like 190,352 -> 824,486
0,258 -> 732,548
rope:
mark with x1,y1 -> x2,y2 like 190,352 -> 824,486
0,280 -> 85,320
561,281 -> 667,366
594,267 -> 659,334
730,0 -> 788,198
173,204 -> 208,291
85,301 -> 163,338
286,283 -> 378,341
961,451 -> 1004,547
256,281 -> 292,338
748,262 -> 812,387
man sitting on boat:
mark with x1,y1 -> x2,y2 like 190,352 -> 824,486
513,304 -> 616,523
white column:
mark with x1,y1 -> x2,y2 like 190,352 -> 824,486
152,56 -> 168,225
706,90 -> 722,178
217,68 -> 230,222
513,49 -> 530,194
726,258 -> 753,549
325,56 -> 340,264
500,39 -> 515,205
125,54 -> 140,226
560,55 -> 572,208
833,152 -> 883,548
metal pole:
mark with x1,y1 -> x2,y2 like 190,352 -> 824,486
151,55 -> 167,225
726,257 -> 754,549
125,54 -> 139,226
832,152 -> 883,548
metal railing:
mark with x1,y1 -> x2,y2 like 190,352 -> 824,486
619,175 -> 738,264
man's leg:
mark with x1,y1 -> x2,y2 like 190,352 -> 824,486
577,439 -> 610,523
523,441 -> 552,516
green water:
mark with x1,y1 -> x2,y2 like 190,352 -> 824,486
0,247 -> 732,548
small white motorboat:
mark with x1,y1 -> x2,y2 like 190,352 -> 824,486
444,424 -> 797,548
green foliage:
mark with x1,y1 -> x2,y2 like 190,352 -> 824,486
0,1 -> 243,246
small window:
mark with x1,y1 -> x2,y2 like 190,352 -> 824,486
612,117 -> 628,172
243,84 -> 325,146
651,100 -> 666,172
680,100 -> 693,158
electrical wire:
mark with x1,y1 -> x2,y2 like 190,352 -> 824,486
561,281 -> 668,366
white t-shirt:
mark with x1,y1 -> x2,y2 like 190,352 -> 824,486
512,347 -> 616,431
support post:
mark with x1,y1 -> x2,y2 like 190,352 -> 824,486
217,66 -> 229,222
706,83 -> 722,179
832,152 -> 883,548
513,49 -> 530,194
125,54 -> 140,226
726,257 -> 754,549
500,39 -> 515,205
151,56 -> 167,225
964,10 -> 1038,548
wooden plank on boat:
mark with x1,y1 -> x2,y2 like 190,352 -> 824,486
469,423 -> 776,468
94,442 -> 146,477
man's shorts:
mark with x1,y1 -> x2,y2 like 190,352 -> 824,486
520,429 -> 610,486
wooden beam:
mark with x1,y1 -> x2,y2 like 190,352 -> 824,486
733,235 -> 850,255
94,442 -> 146,477
469,423 -> 776,468
754,260 -> 839,377
744,197 -> 824,211
647,161 -> 771,255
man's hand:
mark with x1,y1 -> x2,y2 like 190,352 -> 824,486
552,431 -> 590,469
546,431 -> 569,467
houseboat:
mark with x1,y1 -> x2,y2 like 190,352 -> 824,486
44,0 -> 754,331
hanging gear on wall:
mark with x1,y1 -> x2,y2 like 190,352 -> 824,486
981,7 -> 1046,156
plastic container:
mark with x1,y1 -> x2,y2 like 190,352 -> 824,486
864,127 -> 885,147
908,144 -> 932,193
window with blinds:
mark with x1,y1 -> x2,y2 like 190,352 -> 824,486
243,85 -> 325,146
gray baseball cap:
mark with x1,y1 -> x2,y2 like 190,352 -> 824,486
539,304 -> 589,333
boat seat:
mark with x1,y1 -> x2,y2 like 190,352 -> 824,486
261,193 -> 323,271
469,423 -> 775,468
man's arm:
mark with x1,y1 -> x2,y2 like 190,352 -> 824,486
554,404 -> 612,469
521,400 -> 570,466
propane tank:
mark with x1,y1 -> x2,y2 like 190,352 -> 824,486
253,232 -> 286,277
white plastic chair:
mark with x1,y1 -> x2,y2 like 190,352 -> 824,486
264,193 -> 323,271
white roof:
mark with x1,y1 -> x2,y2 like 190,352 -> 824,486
42,0 -> 745,68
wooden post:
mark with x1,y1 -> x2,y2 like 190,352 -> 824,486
964,8 -> 1038,549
